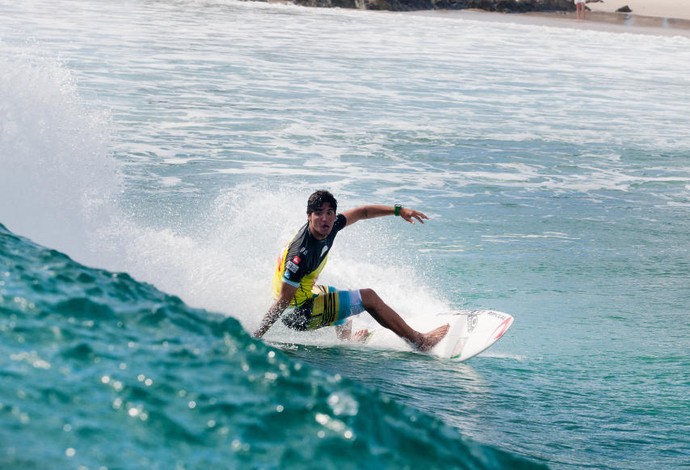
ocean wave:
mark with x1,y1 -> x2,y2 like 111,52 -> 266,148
0,223 -> 544,469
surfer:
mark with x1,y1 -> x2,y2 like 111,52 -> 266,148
252,190 -> 449,352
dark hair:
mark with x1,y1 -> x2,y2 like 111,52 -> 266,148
307,190 -> 337,215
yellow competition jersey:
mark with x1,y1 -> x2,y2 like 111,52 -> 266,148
272,214 -> 347,305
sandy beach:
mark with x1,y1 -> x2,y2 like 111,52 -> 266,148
586,0 -> 690,20
543,0 -> 690,35
412,0 -> 690,37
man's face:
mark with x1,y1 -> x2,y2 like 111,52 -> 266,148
307,202 -> 336,240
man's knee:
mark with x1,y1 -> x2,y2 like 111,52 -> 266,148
360,288 -> 380,308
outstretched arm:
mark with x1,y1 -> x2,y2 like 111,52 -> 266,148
253,283 -> 298,338
341,204 -> 428,227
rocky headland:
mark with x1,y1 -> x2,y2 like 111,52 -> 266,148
265,0 -> 577,13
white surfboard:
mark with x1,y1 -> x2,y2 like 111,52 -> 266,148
363,310 -> 514,361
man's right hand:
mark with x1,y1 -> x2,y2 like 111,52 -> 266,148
253,282 -> 297,338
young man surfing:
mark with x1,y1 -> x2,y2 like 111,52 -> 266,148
252,190 -> 448,352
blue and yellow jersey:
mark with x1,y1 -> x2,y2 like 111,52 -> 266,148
272,214 -> 347,306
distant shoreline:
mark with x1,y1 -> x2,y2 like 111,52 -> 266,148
266,0 -> 690,37
407,8 -> 690,37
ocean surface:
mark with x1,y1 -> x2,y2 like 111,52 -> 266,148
1,0 -> 689,468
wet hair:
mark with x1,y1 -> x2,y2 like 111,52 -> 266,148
307,190 -> 337,215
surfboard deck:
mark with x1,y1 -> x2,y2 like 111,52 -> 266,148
361,310 -> 514,361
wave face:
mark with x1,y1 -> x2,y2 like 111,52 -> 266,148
0,224 -> 541,469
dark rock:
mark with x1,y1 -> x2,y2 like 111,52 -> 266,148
285,0 -> 576,13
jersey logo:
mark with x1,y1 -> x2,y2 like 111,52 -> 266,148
286,261 -> 299,273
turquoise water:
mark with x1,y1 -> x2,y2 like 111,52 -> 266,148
1,0 -> 689,468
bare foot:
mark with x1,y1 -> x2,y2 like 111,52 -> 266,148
351,329 -> 370,343
415,324 -> 449,352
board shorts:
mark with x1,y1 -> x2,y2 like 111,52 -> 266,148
281,286 -> 366,331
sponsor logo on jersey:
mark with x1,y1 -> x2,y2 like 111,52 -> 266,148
286,261 -> 299,273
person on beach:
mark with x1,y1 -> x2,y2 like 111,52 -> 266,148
574,0 -> 587,20
253,190 -> 449,352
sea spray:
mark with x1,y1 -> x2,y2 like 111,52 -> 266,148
0,44 -> 120,265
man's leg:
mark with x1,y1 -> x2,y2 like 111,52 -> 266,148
359,288 -> 448,352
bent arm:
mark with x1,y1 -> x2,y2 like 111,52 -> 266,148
253,283 -> 298,338
341,204 -> 428,227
